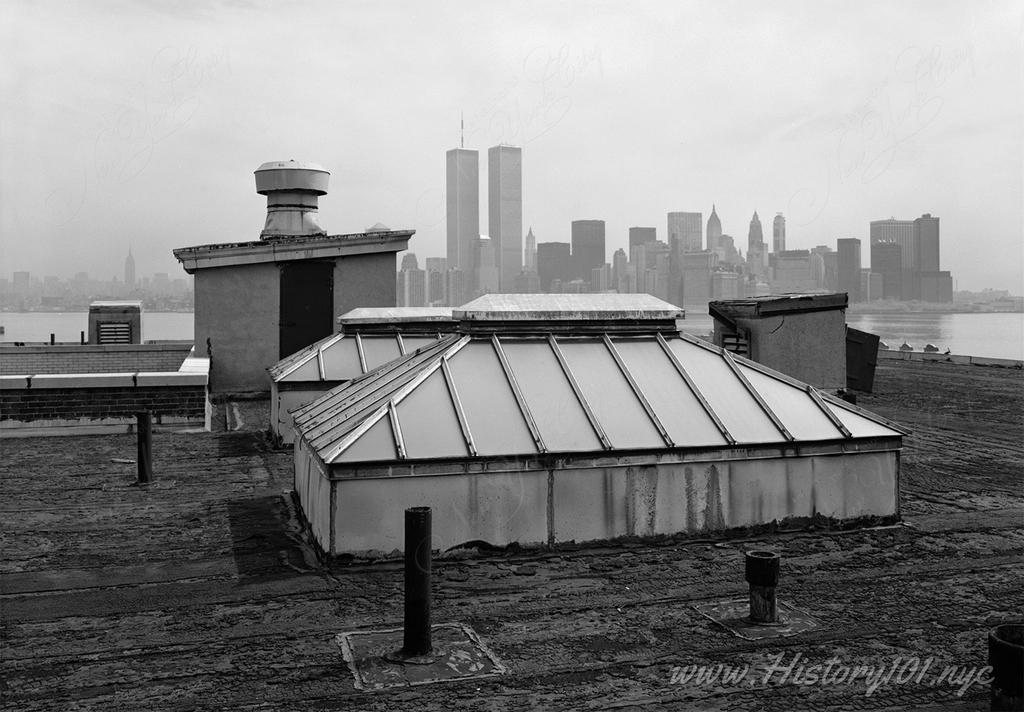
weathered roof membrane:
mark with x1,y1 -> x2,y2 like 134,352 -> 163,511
292,329 -> 906,465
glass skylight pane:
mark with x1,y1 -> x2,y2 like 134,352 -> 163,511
667,339 -> 781,444
447,342 -> 537,456
738,365 -> 842,440
613,338 -> 727,447
281,357 -> 321,383
319,337 -> 362,380
360,336 -> 403,372
829,403 -> 902,438
333,414 -> 397,463
557,339 -> 664,449
501,339 -> 602,452
396,368 -> 469,459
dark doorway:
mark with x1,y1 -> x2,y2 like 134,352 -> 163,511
280,261 -> 334,358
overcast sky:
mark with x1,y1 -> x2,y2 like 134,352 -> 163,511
2,0 -> 1021,292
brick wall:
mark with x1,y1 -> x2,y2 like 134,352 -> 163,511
0,344 -> 193,375
1,386 -> 206,424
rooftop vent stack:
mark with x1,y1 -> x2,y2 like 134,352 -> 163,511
254,161 -> 330,238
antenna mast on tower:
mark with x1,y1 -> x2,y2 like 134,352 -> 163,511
460,111 -> 464,149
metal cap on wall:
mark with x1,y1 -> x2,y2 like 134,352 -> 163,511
254,160 -> 330,238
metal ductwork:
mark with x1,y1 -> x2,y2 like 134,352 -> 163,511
254,160 -> 330,238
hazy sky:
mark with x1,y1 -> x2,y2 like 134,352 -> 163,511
2,0 -> 1021,292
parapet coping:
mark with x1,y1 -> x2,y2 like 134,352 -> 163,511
0,352 -> 210,389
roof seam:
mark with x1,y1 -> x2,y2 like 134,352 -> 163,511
806,385 -> 853,439
491,334 -> 546,453
602,334 -> 674,448
720,349 -> 795,442
655,332 -> 736,446
547,334 -> 612,450
441,356 -> 477,457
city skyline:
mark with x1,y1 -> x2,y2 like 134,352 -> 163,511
2,2 -> 1021,293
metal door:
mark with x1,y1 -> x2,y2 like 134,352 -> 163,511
280,261 -> 334,359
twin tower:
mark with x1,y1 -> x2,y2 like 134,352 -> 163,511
446,144 -> 523,295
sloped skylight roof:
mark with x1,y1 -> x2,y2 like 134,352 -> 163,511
292,330 -> 906,465
271,307 -> 455,383
270,330 -> 447,383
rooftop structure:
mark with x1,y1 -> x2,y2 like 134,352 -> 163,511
173,162 -> 413,406
269,308 -> 456,445
291,294 -> 903,554
710,293 -> 849,390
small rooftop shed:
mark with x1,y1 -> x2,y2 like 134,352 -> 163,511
292,294 -> 905,555
710,293 -> 849,390
269,307 -> 455,444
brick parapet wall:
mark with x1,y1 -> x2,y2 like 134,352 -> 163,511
1,386 -> 206,424
0,343 -> 193,375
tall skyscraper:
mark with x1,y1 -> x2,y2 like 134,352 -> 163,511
628,227 -> 656,263
124,248 -> 136,287
537,242 -> 571,292
772,213 -> 786,254
913,213 -> 940,272
747,211 -> 764,254
836,238 -> 862,302
747,212 -> 766,275
524,227 -> 537,272
870,219 -> 915,269
706,205 -> 722,252
871,242 -> 903,300
667,212 -> 702,254
570,220 -> 605,282
488,145 -> 523,291
446,147 -> 479,288
476,237 -> 499,294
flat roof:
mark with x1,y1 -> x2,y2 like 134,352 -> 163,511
173,230 -> 414,273
338,307 -> 455,325
710,292 -> 848,318
456,293 -> 684,321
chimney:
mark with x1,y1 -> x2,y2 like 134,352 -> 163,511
254,160 -> 330,238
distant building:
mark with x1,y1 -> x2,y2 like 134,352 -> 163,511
524,227 -> 537,272
400,253 -> 419,271
836,238 -> 862,302
628,227 -> 657,263
772,213 -> 786,254
570,220 -> 605,282
667,212 -> 702,254
446,268 -> 469,307
771,250 -> 817,293
537,241 -> 571,293
513,270 -> 541,293
706,205 -> 722,252
870,219 -> 915,269
870,242 -> 903,300
611,248 -> 628,292
476,236 -> 499,294
397,267 -> 427,307
446,147 -> 479,290
747,212 -> 767,276
488,145 -> 523,292
681,250 -> 717,304
914,214 -> 940,272
12,271 -> 29,294
124,248 -> 136,287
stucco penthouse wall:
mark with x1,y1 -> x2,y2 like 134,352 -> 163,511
299,450 -> 899,554
743,310 -> 847,390
194,263 -> 279,394
333,252 -> 397,319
